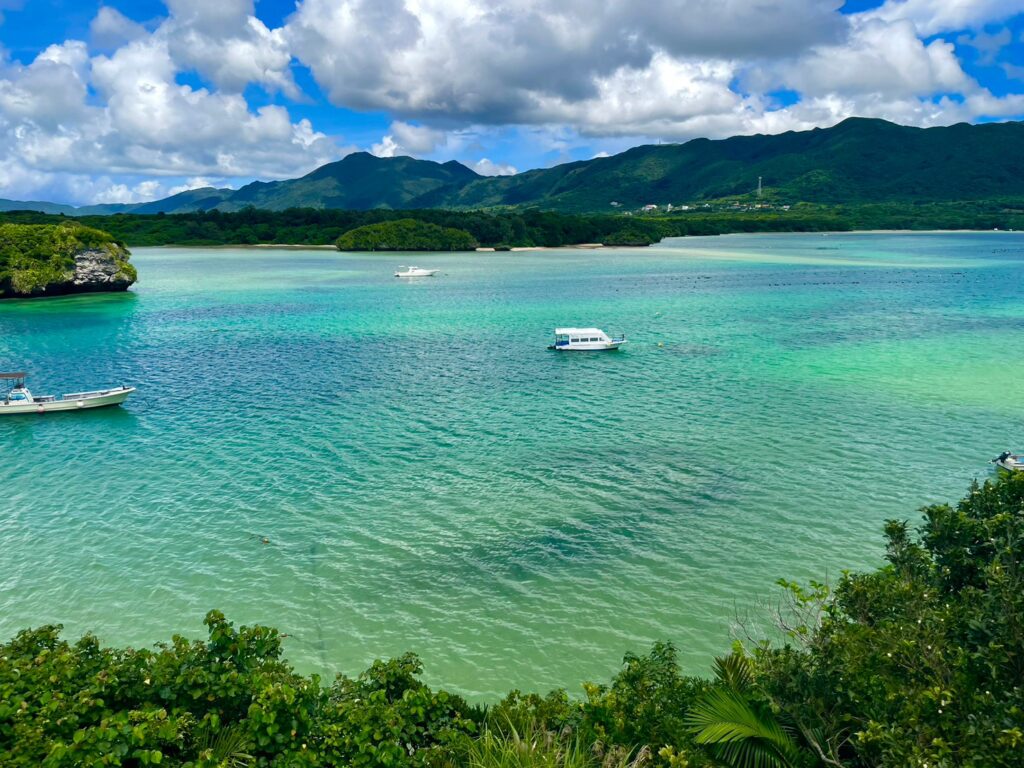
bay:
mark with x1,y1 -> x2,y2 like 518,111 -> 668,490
1,232 -> 1022,698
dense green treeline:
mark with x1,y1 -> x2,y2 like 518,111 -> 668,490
335,219 -> 480,251
0,208 -> 649,249
3,474 -> 1023,767
1,199 -> 1022,251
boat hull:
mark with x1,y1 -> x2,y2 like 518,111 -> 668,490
548,341 -> 627,351
0,387 -> 134,414
996,459 -> 1023,474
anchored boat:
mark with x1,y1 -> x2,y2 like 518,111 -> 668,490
548,328 -> 627,351
993,451 -> 1023,473
395,266 -> 439,277
0,372 -> 135,414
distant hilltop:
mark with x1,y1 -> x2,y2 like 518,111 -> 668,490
4,117 -> 1024,216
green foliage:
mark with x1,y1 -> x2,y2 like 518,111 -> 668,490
580,643 -> 709,754
602,229 -> 657,246
4,197 -> 1024,254
686,689 -> 805,768
0,610 -> 473,767
335,218 -> 479,251
685,654 -> 809,768
752,473 -> 1024,767
3,477 -> 1023,767
0,221 -> 134,297
466,722 -> 649,768
315,652 -> 477,767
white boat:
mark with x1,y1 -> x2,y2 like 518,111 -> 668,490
394,266 -> 439,277
993,451 -> 1023,473
0,372 -> 135,415
548,327 -> 627,351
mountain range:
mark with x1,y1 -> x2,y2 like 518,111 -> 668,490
4,117 -> 1024,216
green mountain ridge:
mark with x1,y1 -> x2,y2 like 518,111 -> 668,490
7,118 -> 1024,216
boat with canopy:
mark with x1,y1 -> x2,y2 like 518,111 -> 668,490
548,328 -> 627,351
0,372 -> 135,414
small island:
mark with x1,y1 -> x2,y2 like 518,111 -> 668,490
335,218 -> 479,251
0,222 -> 137,299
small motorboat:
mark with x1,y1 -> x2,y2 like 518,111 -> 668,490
993,451 -> 1023,474
548,327 -> 627,351
394,266 -> 439,277
0,372 -> 135,415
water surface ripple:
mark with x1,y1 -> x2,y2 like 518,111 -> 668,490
1,233 -> 1022,697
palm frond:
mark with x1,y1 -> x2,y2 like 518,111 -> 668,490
686,688 -> 803,768
194,722 -> 255,768
713,653 -> 754,692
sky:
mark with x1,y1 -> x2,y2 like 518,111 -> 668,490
0,0 -> 1022,206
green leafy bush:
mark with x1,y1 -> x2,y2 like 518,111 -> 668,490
335,219 -> 478,251
3,476 -> 1023,767
0,221 -> 135,297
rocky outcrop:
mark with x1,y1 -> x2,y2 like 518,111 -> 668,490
0,223 -> 137,299
68,246 -> 137,294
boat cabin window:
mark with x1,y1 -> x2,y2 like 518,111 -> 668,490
9,392 -> 27,401
571,338 -> 581,343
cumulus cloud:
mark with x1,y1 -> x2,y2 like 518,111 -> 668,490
2,0 -> 1024,205
471,158 -> 517,176
765,21 -> 971,99
860,0 -> 1024,36
90,7 -> 148,49
163,0 -> 298,96
0,3 -> 341,204
283,0 -> 846,124
284,0 -> 1024,144
372,120 -> 447,157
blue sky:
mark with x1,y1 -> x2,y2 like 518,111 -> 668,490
0,0 -> 1022,205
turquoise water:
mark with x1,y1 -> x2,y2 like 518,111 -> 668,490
1,232 -> 1022,697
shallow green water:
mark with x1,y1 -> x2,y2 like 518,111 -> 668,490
1,232 -> 1022,697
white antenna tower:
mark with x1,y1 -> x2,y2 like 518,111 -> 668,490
757,176 -> 763,198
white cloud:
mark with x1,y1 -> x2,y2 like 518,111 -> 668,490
471,158 -> 517,176
0,12 -> 340,204
860,0 -> 1024,36
372,121 -> 447,156
0,41 -> 90,128
164,11 -> 298,96
167,176 -> 223,195
285,0 -> 1024,145
2,0 -> 1024,205
767,21 -> 971,99
370,134 -> 400,158
283,0 -> 847,124
90,7 -> 148,49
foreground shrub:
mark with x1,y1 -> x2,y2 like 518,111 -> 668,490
3,475 -> 1022,766
0,611 -> 474,767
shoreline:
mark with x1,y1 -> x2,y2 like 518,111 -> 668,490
146,228 -> 1022,251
